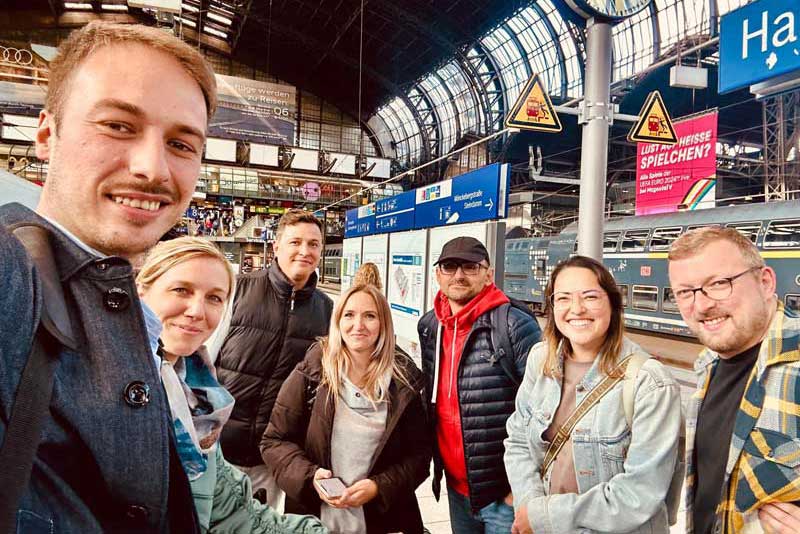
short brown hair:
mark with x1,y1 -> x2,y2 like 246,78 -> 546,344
542,255 -> 625,379
275,209 -> 323,241
46,21 -> 217,128
668,226 -> 764,268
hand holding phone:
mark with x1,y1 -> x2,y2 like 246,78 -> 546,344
314,476 -> 346,499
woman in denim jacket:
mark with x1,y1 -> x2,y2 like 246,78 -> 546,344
504,255 -> 682,534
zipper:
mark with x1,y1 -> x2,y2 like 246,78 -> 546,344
290,289 -> 296,311
448,318 -> 458,399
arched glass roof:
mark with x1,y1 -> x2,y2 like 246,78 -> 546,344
374,0 -> 751,168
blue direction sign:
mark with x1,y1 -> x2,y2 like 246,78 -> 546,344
413,163 -> 508,229
375,190 -> 415,233
719,0 -> 800,93
344,202 -> 376,238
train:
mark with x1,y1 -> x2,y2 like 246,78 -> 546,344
503,200 -> 800,338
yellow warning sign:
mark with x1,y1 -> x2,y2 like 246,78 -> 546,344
627,91 -> 677,145
505,73 -> 562,133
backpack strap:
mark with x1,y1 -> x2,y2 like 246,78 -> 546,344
489,303 -> 521,387
622,352 -> 650,426
0,224 -> 73,533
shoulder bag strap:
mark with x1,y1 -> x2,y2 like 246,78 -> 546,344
541,356 -> 632,475
0,224 -> 72,534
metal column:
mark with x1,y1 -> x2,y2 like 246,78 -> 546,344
576,19 -> 613,261
762,90 -> 800,201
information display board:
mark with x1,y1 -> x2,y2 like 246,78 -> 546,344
387,230 -> 427,364
361,234 -> 389,294
425,223 -> 491,312
345,203 -> 376,238
341,237 -> 362,290
375,190 -> 415,233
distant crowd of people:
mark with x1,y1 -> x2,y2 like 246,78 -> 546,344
3,19 -> 800,534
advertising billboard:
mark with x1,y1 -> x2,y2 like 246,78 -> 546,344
210,75 -> 296,145
635,111 -> 718,216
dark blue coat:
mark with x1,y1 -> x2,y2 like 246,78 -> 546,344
0,204 -> 196,533
417,302 -> 541,511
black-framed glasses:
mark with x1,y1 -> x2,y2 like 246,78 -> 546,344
438,261 -> 488,276
670,266 -> 762,305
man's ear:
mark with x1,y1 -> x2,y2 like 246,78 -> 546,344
35,110 -> 55,161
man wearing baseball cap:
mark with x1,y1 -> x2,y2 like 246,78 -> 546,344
417,237 -> 541,533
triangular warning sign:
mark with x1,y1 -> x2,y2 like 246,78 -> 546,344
628,91 -> 677,145
505,73 -> 562,133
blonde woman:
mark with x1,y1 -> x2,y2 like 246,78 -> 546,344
353,262 -> 382,291
136,236 -> 326,534
503,255 -> 682,534
261,284 -> 431,534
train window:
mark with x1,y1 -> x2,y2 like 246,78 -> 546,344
650,227 -> 682,251
764,219 -> 800,248
603,232 -> 620,253
621,230 -> 650,252
786,294 -> 800,314
662,288 -> 681,314
618,284 -> 629,308
726,222 -> 761,244
632,285 -> 658,311
534,258 -> 546,278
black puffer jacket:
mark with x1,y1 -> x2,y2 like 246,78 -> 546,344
216,262 -> 333,466
417,304 -> 541,511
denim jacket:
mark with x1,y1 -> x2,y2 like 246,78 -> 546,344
504,337 -> 682,534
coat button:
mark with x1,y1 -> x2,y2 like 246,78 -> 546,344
124,381 -> 151,408
104,287 -> 130,311
125,504 -> 148,522
576,384 -> 585,393
96,261 -> 109,271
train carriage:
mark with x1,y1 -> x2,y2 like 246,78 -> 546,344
504,199 -> 800,338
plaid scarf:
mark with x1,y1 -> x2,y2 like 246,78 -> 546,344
159,345 -> 235,481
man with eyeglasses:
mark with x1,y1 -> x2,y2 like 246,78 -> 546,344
668,226 -> 800,534
417,237 -> 541,534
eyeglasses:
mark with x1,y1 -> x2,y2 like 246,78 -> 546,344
437,261 -> 488,276
670,266 -> 762,305
551,290 -> 607,311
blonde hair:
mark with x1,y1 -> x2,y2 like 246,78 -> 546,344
136,237 -> 235,308
668,226 -> 765,268
320,284 -> 409,403
46,21 -> 217,129
353,262 -> 382,291
542,256 -> 625,379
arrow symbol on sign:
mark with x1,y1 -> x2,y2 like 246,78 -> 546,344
485,198 -> 494,210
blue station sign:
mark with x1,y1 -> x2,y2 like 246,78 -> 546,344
375,190 -> 415,233
413,163 -> 508,229
719,0 -> 800,93
344,202 -> 375,238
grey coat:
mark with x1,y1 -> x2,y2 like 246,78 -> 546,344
0,204 -> 197,533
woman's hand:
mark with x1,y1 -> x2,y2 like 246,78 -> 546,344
313,468 -> 347,508
338,479 -> 379,508
511,502 -> 534,534
759,503 -> 800,533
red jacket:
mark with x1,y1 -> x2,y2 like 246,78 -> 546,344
433,283 -> 509,496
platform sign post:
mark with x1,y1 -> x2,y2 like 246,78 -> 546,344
413,163 -> 509,229
719,0 -> 800,94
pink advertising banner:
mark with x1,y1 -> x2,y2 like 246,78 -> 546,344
635,110 -> 718,216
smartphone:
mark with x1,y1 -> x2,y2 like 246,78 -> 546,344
315,477 -> 346,499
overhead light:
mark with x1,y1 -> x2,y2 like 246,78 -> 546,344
101,4 -> 129,10
207,12 -> 232,25
64,2 -> 92,8
204,26 -> 228,39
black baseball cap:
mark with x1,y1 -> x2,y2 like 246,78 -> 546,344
435,237 -> 490,266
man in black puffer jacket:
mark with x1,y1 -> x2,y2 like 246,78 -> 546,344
417,237 -> 540,533
216,209 -> 333,510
